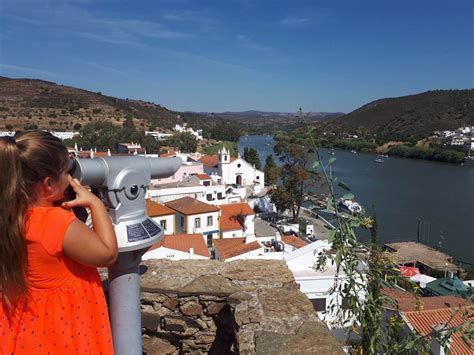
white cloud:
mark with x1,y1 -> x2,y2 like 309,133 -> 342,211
280,16 -> 311,26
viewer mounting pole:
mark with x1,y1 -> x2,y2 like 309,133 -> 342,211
72,156 -> 181,354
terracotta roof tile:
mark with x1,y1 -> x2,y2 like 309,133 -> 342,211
148,234 -> 210,257
146,199 -> 176,217
195,174 -> 212,180
219,203 -> 254,231
281,235 -> 308,249
403,307 -> 474,354
160,151 -> 177,158
382,288 -> 469,312
213,238 -> 261,260
198,154 -> 237,168
165,197 -> 220,215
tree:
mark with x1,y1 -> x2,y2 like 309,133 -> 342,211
243,147 -> 261,169
270,136 -> 318,221
264,154 -> 277,186
141,135 -> 161,154
177,132 -> 198,153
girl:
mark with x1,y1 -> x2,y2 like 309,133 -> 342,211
0,130 -> 118,354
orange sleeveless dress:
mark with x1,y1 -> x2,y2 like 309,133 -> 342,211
0,207 -> 114,354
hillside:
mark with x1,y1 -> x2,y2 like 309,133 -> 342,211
187,110 -> 343,134
315,90 -> 474,140
0,77 -> 190,132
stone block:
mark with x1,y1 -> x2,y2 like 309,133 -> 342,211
141,312 -> 161,332
141,292 -> 168,303
163,297 -> 179,310
206,301 -> 226,315
142,336 -> 177,355
180,301 -> 203,316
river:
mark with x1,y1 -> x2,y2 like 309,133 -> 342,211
238,135 -> 474,264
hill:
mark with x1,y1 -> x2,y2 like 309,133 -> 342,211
0,76 -> 186,132
315,90 -> 474,140
187,110 -> 343,134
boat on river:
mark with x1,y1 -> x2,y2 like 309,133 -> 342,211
374,158 -> 384,163
337,198 -> 364,215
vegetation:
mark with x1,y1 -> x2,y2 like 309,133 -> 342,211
270,135 -> 319,221
307,129 -> 473,353
200,141 -> 237,156
263,154 -> 277,186
387,144 -> 465,164
315,89 -> 474,140
242,147 -> 261,169
64,121 -> 161,153
162,132 -> 198,153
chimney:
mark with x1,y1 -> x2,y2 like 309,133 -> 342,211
189,247 -> 194,259
430,325 -> 451,355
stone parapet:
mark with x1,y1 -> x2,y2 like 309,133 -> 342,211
115,259 -> 341,354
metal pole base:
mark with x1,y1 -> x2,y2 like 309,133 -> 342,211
108,249 -> 146,355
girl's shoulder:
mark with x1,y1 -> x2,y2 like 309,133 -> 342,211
27,207 -> 77,254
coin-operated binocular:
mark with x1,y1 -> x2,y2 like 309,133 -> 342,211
70,155 -> 181,355
71,156 -> 181,251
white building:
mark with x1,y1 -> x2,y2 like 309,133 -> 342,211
199,148 -> 265,193
51,131 -> 80,140
146,199 -> 176,235
165,197 -> 220,247
219,202 -> 256,239
145,131 -> 174,141
174,124 -> 203,140
142,234 -> 210,260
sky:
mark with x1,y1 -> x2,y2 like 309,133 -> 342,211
0,0 -> 472,113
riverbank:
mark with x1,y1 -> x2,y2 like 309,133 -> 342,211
268,131 -> 469,165
238,135 -> 474,264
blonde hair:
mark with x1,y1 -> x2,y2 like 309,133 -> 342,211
0,130 -> 68,308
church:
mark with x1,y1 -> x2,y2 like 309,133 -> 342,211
198,148 -> 265,193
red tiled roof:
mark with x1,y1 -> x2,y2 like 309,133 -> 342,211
403,307 -> 474,355
148,234 -> 210,257
213,238 -> 261,261
165,197 -> 220,215
195,174 -> 212,180
146,199 -> 176,217
381,288 -> 469,312
198,154 -> 237,167
160,151 -> 177,158
281,235 -> 308,249
219,203 -> 254,231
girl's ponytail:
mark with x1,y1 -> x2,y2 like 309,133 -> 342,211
0,136 -> 28,308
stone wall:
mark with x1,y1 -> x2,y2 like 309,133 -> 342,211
138,259 -> 342,354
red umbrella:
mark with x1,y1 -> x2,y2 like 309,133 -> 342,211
399,266 -> 420,277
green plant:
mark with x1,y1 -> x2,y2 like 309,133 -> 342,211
307,128 -> 473,353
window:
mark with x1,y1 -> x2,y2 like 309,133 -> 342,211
207,216 -> 213,226
311,298 -> 327,312
180,216 -> 184,228
160,220 -> 167,230
194,217 -> 201,229
217,192 -> 223,199
203,180 -> 210,186
237,163 -> 241,168
206,193 -> 213,201
207,235 -> 213,248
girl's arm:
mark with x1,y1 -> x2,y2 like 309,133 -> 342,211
62,176 -> 118,267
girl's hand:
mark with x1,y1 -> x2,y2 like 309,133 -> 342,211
61,176 -> 102,210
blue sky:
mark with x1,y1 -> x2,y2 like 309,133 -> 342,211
0,0 -> 472,113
